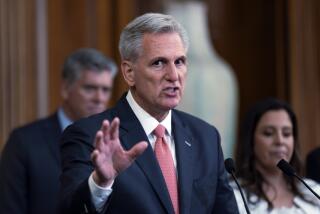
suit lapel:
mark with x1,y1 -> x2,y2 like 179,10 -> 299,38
115,97 -> 175,213
172,111 -> 194,214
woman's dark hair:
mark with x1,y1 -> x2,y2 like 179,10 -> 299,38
234,97 -> 306,209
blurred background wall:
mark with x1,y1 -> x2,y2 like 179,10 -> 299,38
1,0 -> 319,161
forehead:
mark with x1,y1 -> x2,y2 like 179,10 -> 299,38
257,110 -> 292,127
140,32 -> 186,58
76,70 -> 112,83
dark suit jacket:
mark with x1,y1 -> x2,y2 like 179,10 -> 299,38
306,147 -> 320,183
60,95 -> 239,214
0,113 -> 62,214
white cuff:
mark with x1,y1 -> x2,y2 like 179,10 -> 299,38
88,173 -> 114,211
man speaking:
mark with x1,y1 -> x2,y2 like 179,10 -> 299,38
60,13 -> 238,214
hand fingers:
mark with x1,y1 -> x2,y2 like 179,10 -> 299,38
101,118 -> 120,143
110,117 -> 120,140
91,149 -> 100,166
91,150 -> 109,180
94,130 -> 104,149
93,131 -> 105,167
101,120 -> 110,143
127,141 -> 148,160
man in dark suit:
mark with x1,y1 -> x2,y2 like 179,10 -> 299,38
306,147 -> 320,183
60,13 -> 238,214
0,48 -> 117,214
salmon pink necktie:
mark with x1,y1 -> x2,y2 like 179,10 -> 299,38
154,124 -> 179,214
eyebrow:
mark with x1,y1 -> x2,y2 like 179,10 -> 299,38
150,57 -> 168,62
82,84 -> 112,90
260,125 -> 293,130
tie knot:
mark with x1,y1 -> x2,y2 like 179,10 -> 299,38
154,124 -> 165,138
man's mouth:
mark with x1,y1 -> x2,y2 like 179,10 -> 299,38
163,87 -> 180,96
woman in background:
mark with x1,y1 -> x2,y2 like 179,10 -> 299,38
232,98 -> 320,213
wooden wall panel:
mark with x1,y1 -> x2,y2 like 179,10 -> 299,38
274,0 -> 290,100
47,0 -> 98,114
1,0 -> 319,159
288,0 -> 320,158
0,0 -> 37,150
207,0 -> 320,158
0,0 -> 138,150
47,0 -> 136,112
109,0 -> 137,102
207,0 -> 279,138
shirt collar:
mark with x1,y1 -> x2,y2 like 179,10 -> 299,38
126,90 -> 172,136
57,107 -> 73,131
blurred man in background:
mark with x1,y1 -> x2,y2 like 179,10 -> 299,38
306,147 -> 320,183
0,48 -> 118,214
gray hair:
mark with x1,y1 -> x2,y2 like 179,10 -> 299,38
62,48 -> 118,84
119,13 -> 189,61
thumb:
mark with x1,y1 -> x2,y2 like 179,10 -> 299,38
127,141 -> 148,159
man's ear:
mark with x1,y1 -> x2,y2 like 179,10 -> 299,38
121,61 -> 135,87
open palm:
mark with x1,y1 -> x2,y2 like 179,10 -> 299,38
91,117 -> 148,187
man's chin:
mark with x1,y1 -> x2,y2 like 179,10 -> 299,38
162,101 -> 180,110
88,109 -> 105,116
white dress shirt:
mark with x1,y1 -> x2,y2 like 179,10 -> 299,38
89,91 -> 177,211
231,179 -> 320,214
57,107 -> 73,131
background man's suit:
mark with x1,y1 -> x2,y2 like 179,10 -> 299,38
0,114 -> 62,214
60,94 -> 238,214
306,147 -> 320,183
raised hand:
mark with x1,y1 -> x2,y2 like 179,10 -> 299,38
91,117 -> 148,187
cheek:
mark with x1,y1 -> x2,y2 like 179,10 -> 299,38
138,76 -> 161,94
78,90 -> 92,99
135,72 -> 152,85
70,91 -> 90,106
287,138 -> 295,155
103,93 -> 111,101
253,144 -> 262,159
253,142 -> 270,166
254,137 -> 269,156
179,70 -> 187,80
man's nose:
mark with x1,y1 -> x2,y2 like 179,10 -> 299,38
166,63 -> 179,81
93,88 -> 107,103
